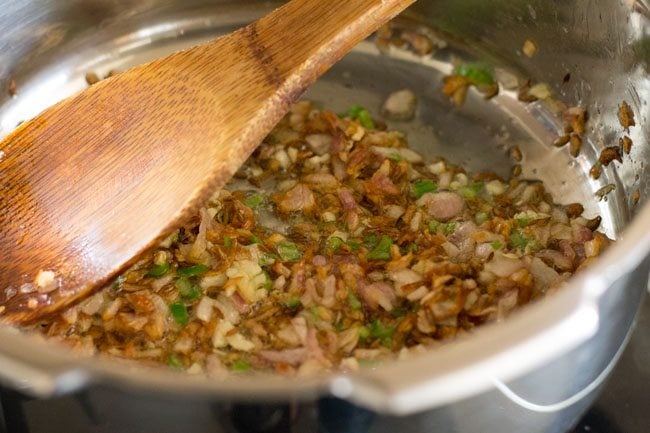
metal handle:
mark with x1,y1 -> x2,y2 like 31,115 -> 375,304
0,329 -> 90,398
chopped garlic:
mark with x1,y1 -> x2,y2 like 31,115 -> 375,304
274,149 -> 291,169
522,39 -> 538,58
287,147 -> 299,163
187,363 -> 204,375
212,320 -> 235,348
35,270 -> 57,293
485,180 -> 506,196
450,173 -> 468,190
200,273 -> 227,290
195,297 -> 215,322
428,161 -> 446,175
226,333 -> 256,352
224,260 -> 267,303
514,210 -> 550,221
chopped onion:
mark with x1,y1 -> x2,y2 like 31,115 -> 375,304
80,292 -> 104,316
196,297 -> 215,322
417,192 -> 464,221
382,89 -> 418,121
371,145 -> 423,163
484,252 -> 525,277
389,269 -> 422,292
260,348 -> 308,366
305,134 -> 332,155
528,257 -> 560,290
214,295 -> 241,324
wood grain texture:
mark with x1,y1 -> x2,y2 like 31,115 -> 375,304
0,0 -> 415,323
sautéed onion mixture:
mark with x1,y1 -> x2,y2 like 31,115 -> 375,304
35,101 -> 611,376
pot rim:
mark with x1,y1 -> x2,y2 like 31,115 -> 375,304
0,0 -> 649,416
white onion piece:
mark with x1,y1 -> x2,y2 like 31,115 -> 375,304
417,192 -> 464,221
320,275 -> 337,308
173,337 -> 193,354
385,205 -> 405,220
226,333 -> 255,352
389,269 -> 422,292
196,297 -> 215,322
536,250 -> 573,271
441,241 -> 460,259
261,348 -> 308,366
382,89 -> 418,121
190,208 -> 210,260
358,281 -> 395,311
305,134 -> 332,155
475,243 -> 494,259
497,290 -> 519,320
484,252 -> 525,277
406,285 -> 429,301
528,257 -> 560,290
214,295 -> 241,324
80,292 -> 104,316
200,273 -> 227,290
151,274 -> 174,291
292,317 -> 308,345
438,171 -> 452,188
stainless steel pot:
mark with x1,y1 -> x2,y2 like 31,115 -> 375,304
0,1 -> 648,432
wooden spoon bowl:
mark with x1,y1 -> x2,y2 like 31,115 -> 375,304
0,0 -> 415,324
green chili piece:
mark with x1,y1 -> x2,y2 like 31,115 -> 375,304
231,360 -> 251,372
175,277 -> 201,301
363,234 -> 378,249
412,179 -> 437,199
358,326 -> 370,339
170,303 -> 189,326
168,354 -> 183,369
346,240 -> 361,251
262,271 -> 273,291
348,290 -> 362,310
428,220 -> 441,234
326,236 -> 344,253
527,239 -> 543,252
475,212 -> 489,225
341,104 -> 375,129
368,319 -> 395,347
387,152 -> 402,162
404,243 -> 419,254
356,109 -> 376,129
454,62 -> 495,85
146,262 -> 170,278
259,253 -> 277,267
367,235 -> 392,261
491,241 -> 503,251
177,265 -> 208,277
285,297 -> 301,309
244,192 -> 265,209
249,235 -> 262,244
223,235 -> 233,248
277,241 -> 302,262
459,182 -> 483,200
443,222 -> 457,236
510,231 -> 529,249
516,217 -> 531,228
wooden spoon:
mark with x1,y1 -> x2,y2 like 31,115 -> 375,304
0,0 -> 415,324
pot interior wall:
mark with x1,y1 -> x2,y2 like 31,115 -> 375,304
0,0 -> 646,409
0,1 -> 642,241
